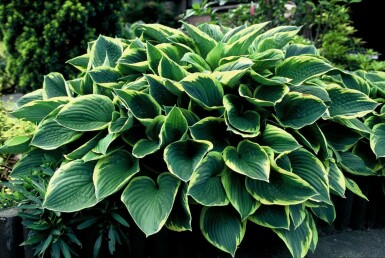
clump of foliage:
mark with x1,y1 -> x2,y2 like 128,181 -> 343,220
3,22 -> 385,258
0,0 -> 124,92
207,0 -> 385,72
0,100 -> 35,180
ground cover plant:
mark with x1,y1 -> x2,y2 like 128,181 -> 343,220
2,22 -> 385,258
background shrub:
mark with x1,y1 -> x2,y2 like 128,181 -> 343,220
0,0 -> 123,92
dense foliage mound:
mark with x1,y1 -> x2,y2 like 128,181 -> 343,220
2,22 -> 385,258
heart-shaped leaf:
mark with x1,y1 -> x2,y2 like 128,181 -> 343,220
121,173 -> 180,236
43,160 -> 98,212
249,205 -> 290,229
200,206 -> 246,257
190,117 -> 229,152
56,95 -> 114,131
261,124 -> 301,153
223,140 -> 270,181
94,150 -> 139,200
164,139 -> 213,182
187,152 -> 229,206
43,72 -> 69,99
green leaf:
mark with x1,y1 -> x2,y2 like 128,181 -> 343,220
254,27 -> 300,52
181,73 -> 224,109
160,106 -> 188,146
115,89 -> 161,125
43,160 -> 98,212
56,95 -> 114,131
31,112 -> 82,150
181,52 -> 212,72
200,206 -> 246,257
326,86 -> 378,118
187,152 -> 229,206
320,122 -> 362,151
261,124 -> 301,153
159,55 -> 189,81
340,72 -> 370,95
190,117 -> 229,152
94,150 -> 139,200
249,205 -> 290,229
135,23 -> 189,44
206,42 -> 224,70
65,132 -> 104,160
223,140 -> 270,181
15,89 -> 43,108
117,47 -> 148,74
12,149 -> 63,177
276,55 -> 334,85
11,98 -> 69,124
239,83 -> 289,107
90,35 -> 123,68
339,152 -> 374,176
221,169 -> 260,221
290,84 -> 331,104
275,92 -> 327,129
182,21 -> 217,58
164,139 -> 213,182
289,204 -> 306,229
345,177 -> 368,201
223,95 -> 260,135
108,111 -> 134,134
273,212 -> 313,258
311,203 -> 336,224
285,44 -> 318,58
249,70 -> 291,85
92,133 -> 119,155
328,160 -> 346,198
121,173 -> 180,236
250,49 -> 285,71
198,23 -> 224,42
88,67 -> 123,87
165,106 -> 200,126
43,72 -> 69,99
0,136 -> 31,154
288,149 -> 331,204
246,156 -> 316,205
66,53 -> 89,72
166,183 -> 192,232
370,123 -> 385,158
146,74 -> 179,107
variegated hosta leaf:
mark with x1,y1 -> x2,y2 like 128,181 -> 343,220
117,47 -> 148,74
115,89 -> 162,125
181,74 -> 224,110
166,183 -> 192,232
249,70 -> 291,86
187,152 -> 229,206
43,160 -> 98,212
223,140 -> 270,181
285,44 -> 318,58
89,35 -> 123,68
134,23 -> 190,44
246,168 -> 316,205
88,66 -> 123,87
224,95 -> 260,136
275,92 -> 327,129
164,139 -> 213,182
65,132 -> 105,160
15,89 -> 43,108
93,150 -> 139,200
288,148 -> 331,204
273,211 -> 314,258
221,169 -> 260,221
289,204 -> 306,229
11,97 -> 69,124
340,71 -> 370,95
190,117 -> 229,152
108,111 -> 134,134
261,124 -> 301,153
326,86 -> 378,118
0,136 -> 31,154
339,151 -> 374,176
249,205 -> 290,230
250,49 -> 285,71
200,206 -> 246,257
11,149 -> 63,177
31,108 -> 82,150
239,83 -> 289,107
328,160 -> 346,198
290,84 -> 331,105
345,177 -> 368,201
320,122 -> 362,151
158,55 -> 189,81
66,53 -> 89,72
182,21 -> 217,59
121,173 -> 180,237
198,23 -> 224,42
56,95 -> 114,131
370,123 -> 385,158
181,52 -> 212,72
275,55 -> 334,85
159,106 -> 188,146
43,72 -> 70,99
310,203 -> 336,224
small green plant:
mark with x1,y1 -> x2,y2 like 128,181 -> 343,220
3,22 -> 385,258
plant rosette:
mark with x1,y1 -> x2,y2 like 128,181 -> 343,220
2,22 -> 385,258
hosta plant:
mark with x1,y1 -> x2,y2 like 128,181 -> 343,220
2,22 -> 385,258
